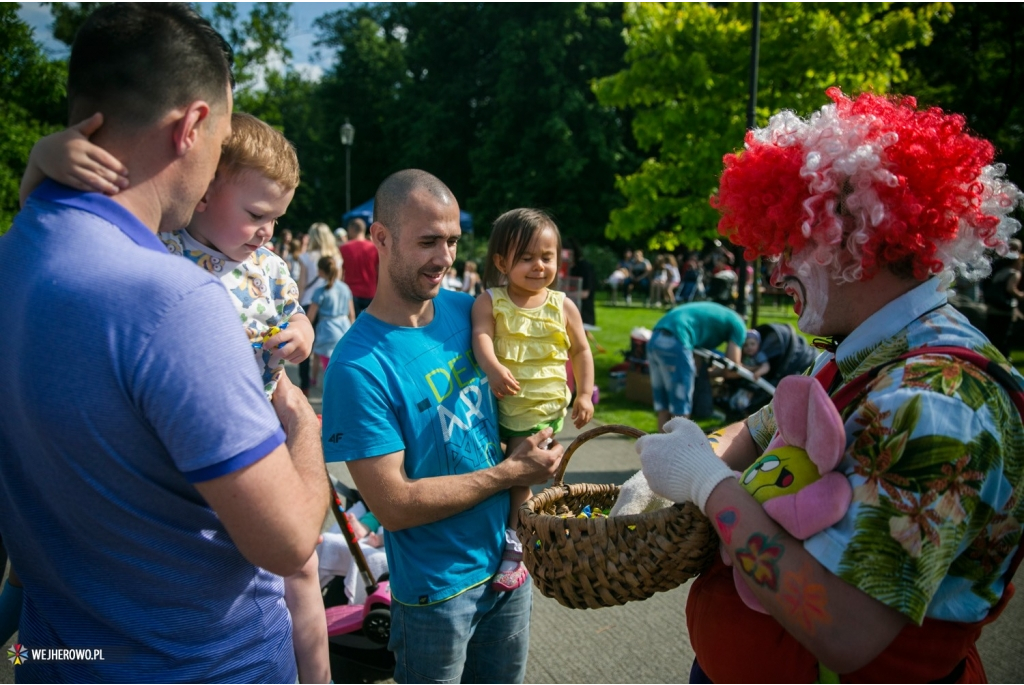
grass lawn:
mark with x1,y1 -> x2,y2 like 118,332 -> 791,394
587,293 -> 1024,434
588,295 -> 803,433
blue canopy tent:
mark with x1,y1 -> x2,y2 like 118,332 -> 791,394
341,199 -> 474,234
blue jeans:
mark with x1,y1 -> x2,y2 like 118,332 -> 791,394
648,329 -> 696,416
390,578 -> 532,683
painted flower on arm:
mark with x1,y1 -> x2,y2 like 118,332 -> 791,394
780,564 -> 832,635
736,533 -> 785,591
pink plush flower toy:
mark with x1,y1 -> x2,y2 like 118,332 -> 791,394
727,375 -> 852,613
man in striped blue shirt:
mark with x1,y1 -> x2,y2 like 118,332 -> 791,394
0,4 -> 328,682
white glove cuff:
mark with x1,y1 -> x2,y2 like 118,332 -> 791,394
693,468 -> 736,515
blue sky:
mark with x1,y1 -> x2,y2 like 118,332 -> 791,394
16,2 -> 353,80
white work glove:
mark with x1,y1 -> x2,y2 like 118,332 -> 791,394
636,417 -> 735,515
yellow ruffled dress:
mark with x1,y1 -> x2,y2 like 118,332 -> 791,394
490,287 -> 572,434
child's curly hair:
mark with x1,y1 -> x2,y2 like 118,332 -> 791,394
218,112 -> 300,191
712,87 -> 1022,284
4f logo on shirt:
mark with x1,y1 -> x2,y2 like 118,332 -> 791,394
327,432 -> 344,443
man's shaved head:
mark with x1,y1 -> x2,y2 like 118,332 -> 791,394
373,169 -> 456,234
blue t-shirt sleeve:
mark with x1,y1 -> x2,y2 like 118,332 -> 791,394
322,359 -> 405,463
134,282 -> 285,481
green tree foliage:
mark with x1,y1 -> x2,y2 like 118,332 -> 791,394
312,5 -> 411,226
0,4 -> 67,232
462,3 -> 636,237
902,3 -> 1024,193
593,2 -> 944,249
204,2 -> 336,230
312,3 -> 637,240
206,2 -> 294,100
44,1 -> 102,46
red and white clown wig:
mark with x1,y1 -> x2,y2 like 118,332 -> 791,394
713,87 -> 1022,285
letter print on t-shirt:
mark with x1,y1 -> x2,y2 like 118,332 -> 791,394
420,348 -> 502,475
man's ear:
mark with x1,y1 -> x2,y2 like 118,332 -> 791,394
369,221 -> 388,250
171,100 -> 212,157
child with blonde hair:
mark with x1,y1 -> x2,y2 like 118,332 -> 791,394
300,222 -> 341,391
471,208 -> 595,591
23,111 -> 329,683
306,255 -> 355,374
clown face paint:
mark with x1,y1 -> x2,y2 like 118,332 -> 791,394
771,246 -> 832,335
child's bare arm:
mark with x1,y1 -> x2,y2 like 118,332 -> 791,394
471,293 -> 520,399
563,297 -> 594,428
267,313 -> 314,365
284,551 -> 330,684
20,113 -> 129,207
749,361 -> 770,380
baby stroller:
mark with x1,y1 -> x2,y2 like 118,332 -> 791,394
323,477 -> 395,684
695,347 -> 776,421
699,323 -> 820,421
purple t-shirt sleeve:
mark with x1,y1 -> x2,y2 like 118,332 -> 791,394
133,281 -> 285,481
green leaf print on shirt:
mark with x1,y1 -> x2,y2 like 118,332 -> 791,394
901,356 -> 994,412
840,486 -> 973,623
839,331 -> 910,380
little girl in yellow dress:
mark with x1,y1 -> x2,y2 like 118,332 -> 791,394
471,208 -> 595,591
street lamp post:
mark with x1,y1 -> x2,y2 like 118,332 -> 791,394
340,119 -> 355,213
747,3 -> 762,325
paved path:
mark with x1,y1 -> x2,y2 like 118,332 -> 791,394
3,366 -> 1022,682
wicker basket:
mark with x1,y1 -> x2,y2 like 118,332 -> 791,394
517,425 -> 718,610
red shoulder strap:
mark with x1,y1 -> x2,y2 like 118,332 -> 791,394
828,346 -> 1024,419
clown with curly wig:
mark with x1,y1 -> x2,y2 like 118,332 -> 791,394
712,87 -> 1021,335
631,88 -> 1024,683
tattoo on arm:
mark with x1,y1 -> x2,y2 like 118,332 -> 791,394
735,532 -> 785,591
780,563 -> 833,635
715,507 -> 739,545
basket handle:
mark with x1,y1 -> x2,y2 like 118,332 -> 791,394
553,424 -> 647,486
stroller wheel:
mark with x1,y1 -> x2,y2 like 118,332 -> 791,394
364,607 -> 391,645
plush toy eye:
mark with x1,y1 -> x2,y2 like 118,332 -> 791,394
743,454 -> 780,485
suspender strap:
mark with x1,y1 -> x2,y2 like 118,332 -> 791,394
827,345 -> 1024,417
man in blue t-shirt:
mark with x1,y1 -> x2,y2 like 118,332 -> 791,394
648,301 -> 747,429
322,169 -> 562,683
0,6 -> 328,682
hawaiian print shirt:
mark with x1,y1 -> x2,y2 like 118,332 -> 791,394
746,277 -> 1024,624
160,229 -> 303,397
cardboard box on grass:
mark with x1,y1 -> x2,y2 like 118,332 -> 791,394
625,363 -> 651,405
